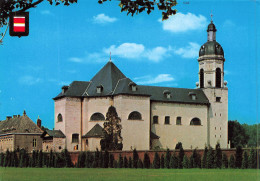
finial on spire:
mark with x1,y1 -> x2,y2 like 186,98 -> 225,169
210,12 -> 213,22
109,52 -> 112,62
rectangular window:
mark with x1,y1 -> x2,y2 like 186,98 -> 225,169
165,116 -> 170,124
176,117 -> 182,125
72,134 -> 79,143
216,97 -> 221,102
32,139 -> 37,147
153,116 -> 158,124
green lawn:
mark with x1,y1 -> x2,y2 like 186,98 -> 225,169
0,168 -> 259,181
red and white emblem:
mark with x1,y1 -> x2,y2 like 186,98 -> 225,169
13,16 -> 26,32
9,12 -> 29,37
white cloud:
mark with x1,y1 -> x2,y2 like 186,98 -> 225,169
69,43 -> 170,63
19,76 -> 41,85
93,14 -> 117,24
104,43 -> 145,59
134,74 -> 174,85
173,42 -> 200,58
41,10 -> 52,15
159,12 -> 207,33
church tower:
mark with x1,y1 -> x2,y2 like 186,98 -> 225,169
198,18 -> 228,148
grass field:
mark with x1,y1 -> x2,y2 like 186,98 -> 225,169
0,168 -> 259,181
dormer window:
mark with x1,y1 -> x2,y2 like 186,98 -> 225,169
62,86 -> 69,94
96,85 -> 103,93
189,92 -> 197,100
163,90 -> 171,99
128,82 -> 137,92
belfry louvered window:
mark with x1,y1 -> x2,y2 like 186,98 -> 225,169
216,68 -> 221,88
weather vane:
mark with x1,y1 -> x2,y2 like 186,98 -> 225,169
109,52 -> 112,62
210,11 -> 213,22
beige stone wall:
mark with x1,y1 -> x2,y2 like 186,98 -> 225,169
203,88 -> 228,148
54,97 -> 83,152
83,97 -> 112,135
114,95 -> 150,151
0,134 -> 42,153
42,138 -> 66,152
151,102 -> 208,149
87,138 -> 101,151
0,135 -> 14,152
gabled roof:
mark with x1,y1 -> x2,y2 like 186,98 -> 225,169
150,131 -> 160,139
82,124 -> 104,138
42,130 -> 66,138
0,114 -> 43,135
53,61 -> 209,105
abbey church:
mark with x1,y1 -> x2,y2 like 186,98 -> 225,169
53,20 -> 228,152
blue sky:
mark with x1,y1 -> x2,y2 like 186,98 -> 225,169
0,0 -> 259,128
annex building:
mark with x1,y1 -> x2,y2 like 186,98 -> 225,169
53,20 -> 229,152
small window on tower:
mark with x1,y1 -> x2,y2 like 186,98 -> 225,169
216,97 -> 221,102
153,116 -> 158,124
176,117 -> 182,125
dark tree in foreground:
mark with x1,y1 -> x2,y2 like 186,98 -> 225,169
235,145 -> 243,168
214,143 -> 222,168
222,153 -> 228,168
229,155 -> 235,168
160,154 -> 165,168
248,149 -> 257,169
153,152 -> 160,169
242,151 -> 248,169
202,146 -> 208,168
100,106 -> 123,151
133,149 -> 139,169
183,155 -> 189,168
128,157 -> 133,168
118,154 -> 123,168
178,146 -> 184,169
137,159 -> 143,168
206,147 -> 214,169
165,148 -> 170,169
123,156 -> 128,168
143,152 -> 150,169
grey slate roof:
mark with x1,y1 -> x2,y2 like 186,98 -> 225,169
0,114 -> 43,135
43,130 -> 66,138
82,124 -> 104,138
150,131 -> 160,139
54,61 -> 209,105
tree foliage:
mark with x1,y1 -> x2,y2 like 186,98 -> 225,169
235,145 -> 243,168
99,0 -> 177,21
206,146 -> 214,169
248,149 -> 257,169
222,153 -> 228,169
100,106 -> 123,151
214,143 -> 222,168
153,152 -> 160,169
143,152 -> 150,169
229,155 -> 235,168
242,151 -> 248,169
133,148 -> 139,168
228,120 -> 249,148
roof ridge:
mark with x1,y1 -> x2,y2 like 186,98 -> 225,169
82,81 -> 92,96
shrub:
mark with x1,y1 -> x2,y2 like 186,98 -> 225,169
229,155 -> 235,168
143,152 -> 150,169
235,145 -> 243,168
153,152 -> 160,169
202,146 -> 208,168
183,155 -> 190,168
248,149 -> 257,169
137,159 -> 143,168
214,143 -> 222,168
128,157 -> 132,168
123,156 -> 128,168
178,147 -> 184,169
160,154 -> 165,168
103,150 -> 109,168
133,149 -> 139,169
118,154 -> 123,168
242,151 -> 248,169
206,146 -> 214,169
222,153 -> 228,168
165,148 -> 170,169
37,150 -> 43,168
109,154 -> 114,168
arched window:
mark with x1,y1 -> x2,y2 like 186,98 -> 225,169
72,133 -> 79,143
128,111 -> 142,120
57,113 -> 63,122
200,69 -> 204,88
190,118 -> 201,125
216,68 -> 221,88
90,113 -> 105,121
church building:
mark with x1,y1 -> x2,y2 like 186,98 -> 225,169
53,20 -> 228,152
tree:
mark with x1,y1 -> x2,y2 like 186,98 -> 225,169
100,106 -> 123,151
235,145 -> 243,168
222,153 -> 228,169
214,143 -> 222,168
77,151 -> 86,168
164,148 -> 170,169
61,149 -> 72,168
123,156 -> 128,168
99,0 -> 178,21
133,149 -> 139,169
109,154 -> 114,168
182,155 -> 189,169
0,152 -> 4,167
172,152 -> 178,169
143,152 -> 150,169
190,149 -> 201,168
248,149 -> 257,169
169,155 -> 175,168
128,157 -> 133,168
118,154 -> 123,168
103,150 -> 109,168
242,151 -> 248,169
49,150 -> 54,167
175,142 -> 182,149
153,152 -> 160,169
206,147 -> 214,169
85,151 -> 94,168
178,146 -> 184,169
229,155 -> 235,168
242,123 -> 260,147
4,150 -> 11,167
202,146 -> 208,168
37,150 -> 43,168
137,159 -> 143,168
228,120 -> 249,148
160,154 -> 165,168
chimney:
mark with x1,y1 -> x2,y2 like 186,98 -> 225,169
13,115 -> 17,118
37,116 -> 41,128
62,86 -> 69,94
6,116 -> 12,120
23,110 -> 26,116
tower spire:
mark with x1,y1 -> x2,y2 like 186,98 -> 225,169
210,12 -> 213,22
109,52 -> 112,62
